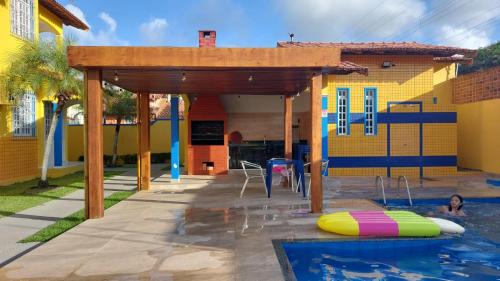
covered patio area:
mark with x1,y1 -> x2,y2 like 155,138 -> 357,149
69,45 -> 349,218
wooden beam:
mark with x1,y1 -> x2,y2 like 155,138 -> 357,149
284,95 -> 293,159
84,69 -> 104,219
310,74 -> 323,213
68,46 -> 341,69
137,93 -> 151,191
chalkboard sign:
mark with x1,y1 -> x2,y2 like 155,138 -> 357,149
191,121 -> 224,145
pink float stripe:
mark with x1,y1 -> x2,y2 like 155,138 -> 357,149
350,211 -> 399,236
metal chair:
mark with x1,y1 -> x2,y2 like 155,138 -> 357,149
240,160 -> 267,198
296,160 -> 330,198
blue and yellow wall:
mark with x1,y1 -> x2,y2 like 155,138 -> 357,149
326,55 -> 457,177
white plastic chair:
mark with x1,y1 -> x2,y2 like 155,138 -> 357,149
296,160 -> 329,198
240,160 -> 267,198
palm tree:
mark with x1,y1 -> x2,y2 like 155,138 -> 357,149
2,40 -> 83,187
103,84 -> 136,167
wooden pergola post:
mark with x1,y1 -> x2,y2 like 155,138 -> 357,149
84,69 -> 104,219
284,95 -> 293,159
310,74 -> 323,213
137,93 -> 151,191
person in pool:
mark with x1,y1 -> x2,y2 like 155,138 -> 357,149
438,194 -> 465,216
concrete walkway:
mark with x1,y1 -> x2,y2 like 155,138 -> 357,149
0,165 -> 165,267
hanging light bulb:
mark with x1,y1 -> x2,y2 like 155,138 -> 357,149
114,71 -> 119,82
182,73 -> 187,82
248,75 -> 254,82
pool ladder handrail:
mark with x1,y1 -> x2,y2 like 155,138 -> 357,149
397,176 -> 413,206
375,176 -> 387,206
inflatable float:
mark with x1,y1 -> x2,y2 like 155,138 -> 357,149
426,217 -> 465,234
317,211 -> 463,237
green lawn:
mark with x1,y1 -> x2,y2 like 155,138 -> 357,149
0,171 -> 124,218
20,190 -> 135,243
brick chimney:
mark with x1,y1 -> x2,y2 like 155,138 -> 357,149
199,30 -> 216,48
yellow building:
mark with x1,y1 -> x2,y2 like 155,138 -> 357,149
0,0 -> 87,185
278,42 -> 476,177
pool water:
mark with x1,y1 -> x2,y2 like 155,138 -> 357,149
280,198 -> 500,281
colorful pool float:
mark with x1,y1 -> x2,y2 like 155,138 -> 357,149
317,211 -> 441,237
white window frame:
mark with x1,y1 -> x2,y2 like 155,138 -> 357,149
10,0 -> 34,41
336,88 -> 349,136
364,88 -> 377,136
13,92 -> 36,137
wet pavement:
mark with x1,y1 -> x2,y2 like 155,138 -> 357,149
0,171 -> 499,280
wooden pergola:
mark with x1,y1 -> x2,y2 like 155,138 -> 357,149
68,46 -> 342,219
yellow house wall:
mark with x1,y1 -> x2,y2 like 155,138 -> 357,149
457,99 -> 500,174
67,120 -> 189,166
0,0 -> 67,185
327,56 -> 457,177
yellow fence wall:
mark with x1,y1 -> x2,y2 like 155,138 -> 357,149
67,120 -> 189,165
457,99 -> 500,174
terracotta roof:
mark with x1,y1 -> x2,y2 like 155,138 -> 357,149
434,56 -> 473,65
39,0 -> 89,30
334,61 -> 368,75
277,41 -> 477,58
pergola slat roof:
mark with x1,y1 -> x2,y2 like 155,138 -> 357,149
68,46 -> 342,95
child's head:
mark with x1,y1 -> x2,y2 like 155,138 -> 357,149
449,194 -> 464,211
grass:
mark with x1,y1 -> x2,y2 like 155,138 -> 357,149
20,190 -> 135,243
0,171 -> 125,218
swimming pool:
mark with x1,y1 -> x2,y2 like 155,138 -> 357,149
276,197 -> 500,280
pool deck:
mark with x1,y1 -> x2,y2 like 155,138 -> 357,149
1,170 -> 499,280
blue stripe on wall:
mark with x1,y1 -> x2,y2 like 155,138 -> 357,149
329,156 -> 456,168
321,96 -> 328,161
328,112 -> 456,124
53,103 -> 63,167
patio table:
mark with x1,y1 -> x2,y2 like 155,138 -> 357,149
266,159 -> 306,198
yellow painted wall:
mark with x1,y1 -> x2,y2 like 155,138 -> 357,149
457,99 -> 500,174
67,120 -> 189,165
0,0 -> 66,185
327,56 -> 457,177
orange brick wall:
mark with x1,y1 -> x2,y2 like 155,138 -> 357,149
453,66 -> 500,104
188,95 -> 228,175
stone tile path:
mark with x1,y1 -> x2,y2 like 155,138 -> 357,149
0,165 -> 158,267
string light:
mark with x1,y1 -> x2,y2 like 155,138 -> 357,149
114,71 -> 119,82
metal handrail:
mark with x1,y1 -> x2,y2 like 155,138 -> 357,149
375,176 -> 387,205
397,176 -> 413,206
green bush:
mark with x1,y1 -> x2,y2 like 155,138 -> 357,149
78,153 -> 171,165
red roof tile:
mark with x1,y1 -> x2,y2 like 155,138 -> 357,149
335,61 -> 368,75
39,0 -> 89,30
277,41 -> 477,58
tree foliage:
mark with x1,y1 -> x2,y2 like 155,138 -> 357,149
458,41 -> 500,75
103,84 -> 136,121
3,40 -> 82,102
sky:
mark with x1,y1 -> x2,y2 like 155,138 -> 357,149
60,0 -> 500,49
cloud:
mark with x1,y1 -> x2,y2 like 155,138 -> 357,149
99,12 -> 117,33
277,0 -> 426,42
441,25 -> 491,49
63,4 -> 129,46
276,0 -> 499,48
139,18 -> 168,45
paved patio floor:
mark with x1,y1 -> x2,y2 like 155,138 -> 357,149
0,171 -> 499,280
